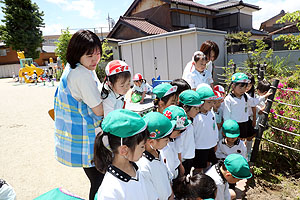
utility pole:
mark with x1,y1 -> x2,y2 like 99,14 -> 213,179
107,13 -> 113,31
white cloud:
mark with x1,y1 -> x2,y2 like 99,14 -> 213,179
253,0 -> 300,29
45,0 -> 99,19
41,23 -> 64,35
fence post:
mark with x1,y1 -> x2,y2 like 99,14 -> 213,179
250,79 -> 279,162
258,64 -> 265,81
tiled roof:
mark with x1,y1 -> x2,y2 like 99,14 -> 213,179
121,17 -> 168,35
171,0 -> 217,11
208,0 -> 259,10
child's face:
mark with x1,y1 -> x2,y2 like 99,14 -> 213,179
213,100 -> 222,110
225,173 -> 241,184
246,83 -> 253,92
160,95 -> 177,111
134,80 -> 142,87
225,137 -> 238,144
202,100 -> 215,111
208,50 -> 216,61
232,83 -> 247,96
187,106 -> 200,119
128,140 -> 146,162
112,77 -> 131,95
194,59 -> 207,72
80,49 -> 101,70
169,129 -> 184,139
152,137 -> 170,150
257,89 -> 267,96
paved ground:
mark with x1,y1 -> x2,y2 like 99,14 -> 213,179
0,78 -> 89,199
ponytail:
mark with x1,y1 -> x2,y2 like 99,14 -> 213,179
152,93 -> 176,112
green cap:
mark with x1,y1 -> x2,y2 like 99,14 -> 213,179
101,109 -> 147,138
224,154 -> 252,179
163,105 -> 191,130
143,112 -> 175,139
153,83 -> 177,99
222,120 -> 240,138
196,85 -> 216,100
204,199 -> 214,200
179,90 -> 204,106
231,73 -> 250,83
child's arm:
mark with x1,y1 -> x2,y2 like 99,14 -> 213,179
178,153 -> 185,176
251,107 -> 256,127
92,102 -> 104,116
140,91 -> 146,104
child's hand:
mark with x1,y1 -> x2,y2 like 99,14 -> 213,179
140,100 -> 144,104
264,91 -> 272,98
252,120 -> 256,127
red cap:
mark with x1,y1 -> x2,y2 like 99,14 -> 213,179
213,90 -> 223,100
133,73 -> 143,81
214,85 -> 225,94
105,60 -> 131,76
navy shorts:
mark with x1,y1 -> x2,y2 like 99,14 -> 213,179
238,119 -> 256,139
193,147 -> 217,169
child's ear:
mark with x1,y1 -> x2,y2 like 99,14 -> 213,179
118,145 -> 129,156
148,139 -> 155,146
158,99 -> 165,108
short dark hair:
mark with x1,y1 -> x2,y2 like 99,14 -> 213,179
172,173 -> 217,199
66,30 -> 102,69
171,78 -> 191,96
257,80 -> 271,93
200,40 -> 219,61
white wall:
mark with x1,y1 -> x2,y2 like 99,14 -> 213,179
0,64 -> 20,78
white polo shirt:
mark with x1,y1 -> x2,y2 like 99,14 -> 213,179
160,141 -> 180,180
176,124 -> 195,160
182,60 -> 213,79
137,151 -> 172,200
97,163 -> 149,200
183,69 -> 213,89
215,138 -> 248,161
133,82 -> 152,93
101,84 -> 125,117
194,111 -> 219,149
223,93 -> 256,123
206,163 -> 231,200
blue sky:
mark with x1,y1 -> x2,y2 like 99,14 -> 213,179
1,0 -> 300,35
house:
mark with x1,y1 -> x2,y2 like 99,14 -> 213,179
108,0 -> 265,40
259,10 -> 292,33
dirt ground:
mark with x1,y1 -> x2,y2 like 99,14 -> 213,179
0,78 -> 89,199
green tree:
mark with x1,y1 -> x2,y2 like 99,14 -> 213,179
0,0 -> 44,59
95,39 -> 113,82
275,11 -> 300,50
54,28 -> 72,66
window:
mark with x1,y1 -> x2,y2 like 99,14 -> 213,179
0,49 -> 7,56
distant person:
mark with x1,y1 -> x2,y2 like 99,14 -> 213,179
0,179 -> 16,200
32,70 -> 38,85
54,30 -> 104,200
131,73 -> 153,104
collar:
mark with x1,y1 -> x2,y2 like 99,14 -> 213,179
215,161 -> 227,184
143,150 -> 160,162
107,162 -> 139,182
222,138 -> 240,147
230,92 -> 243,99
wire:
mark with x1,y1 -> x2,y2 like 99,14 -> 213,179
260,137 -> 300,153
279,88 -> 300,93
268,125 -> 300,137
272,100 -> 300,108
216,73 -> 227,77
217,77 -> 228,81
271,112 -> 300,123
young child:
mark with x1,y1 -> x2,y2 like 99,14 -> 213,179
213,90 -> 224,140
183,51 -> 213,90
94,109 -> 150,200
160,105 -> 191,180
256,80 -> 271,130
223,73 -> 256,141
101,60 -> 131,117
137,112 -> 175,200
178,90 -> 203,174
131,73 -> 153,104
54,30 -> 104,200
172,170 -> 217,200
152,83 -> 178,113
193,85 -> 218,173
215,120 -> 247,161
206,154 -> 252,200
32,70 -> 38,85
170,78 -> 191,104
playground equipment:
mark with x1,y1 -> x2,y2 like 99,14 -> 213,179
17,51 -> 44,83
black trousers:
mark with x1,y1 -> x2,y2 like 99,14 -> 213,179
83,167 -> 105,200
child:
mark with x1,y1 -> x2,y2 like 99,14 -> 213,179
94,109 -> 150,200
213,90 -> 224,140
101,60 -> 131,117
193,85 -> 218,173
137,112 -> 175,200
215,120 -> 247,161
183,52 -> 213,90
0,179 -> 16,200
178,90 -> 203,174
223,73 -> 256,141
32,70 -> 38,85
131,73 -> 153,104
160,105 -> 191,180
256,80 -> 271,130
170,78 -> 191,104
54,30 -> 104,200
206,154 -> 252,200
214,85 -> 225,98
152,83 -> 178,113
172,170 -> 217,200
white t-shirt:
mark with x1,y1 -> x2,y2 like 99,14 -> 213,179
215,138 -> 248,161
183,68 -> 213,89
97,164 -> 149,200
194,111 -> 219,149
67,64 -> 102,108
137,151 -> 172,200
223,93 -> 256,123
182,60 -> 213,79
101,84 -> 125,117
160,141 -> 180,180
133,82 -> 152,93
248,95 -> 265,118
206,164 -> 231,200
176,124 -> 195,160
255,94 -> 266,129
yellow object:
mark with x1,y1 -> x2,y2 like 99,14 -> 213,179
49,57 -> 53,63
19,64 -> 44,83
17,51 -> 25,59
